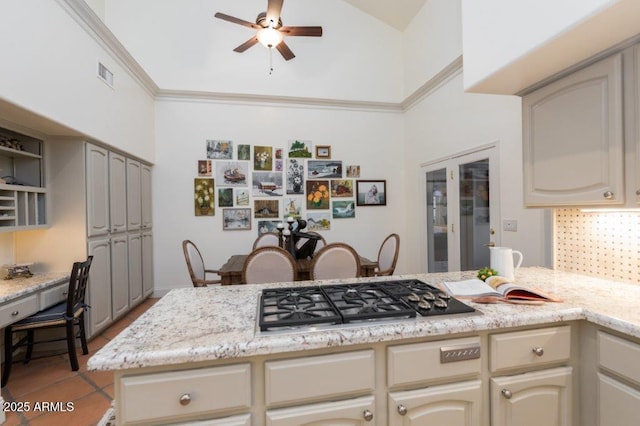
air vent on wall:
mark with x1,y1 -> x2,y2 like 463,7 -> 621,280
97,62 -> 114,88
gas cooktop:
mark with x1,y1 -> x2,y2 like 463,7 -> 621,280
258,279 -> 476,332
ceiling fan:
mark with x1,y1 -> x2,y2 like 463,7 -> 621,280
214,0 -> 323,61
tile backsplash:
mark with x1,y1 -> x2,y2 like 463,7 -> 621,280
554,209 -> 640,284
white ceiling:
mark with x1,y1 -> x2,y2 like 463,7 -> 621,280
342,0 -> 427,31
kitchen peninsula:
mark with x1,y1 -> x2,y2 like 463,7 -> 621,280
88,268 -> 640,426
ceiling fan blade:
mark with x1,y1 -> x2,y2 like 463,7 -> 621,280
279,26 -> 323,37
266,0 -> 284,26
276,41 -> 295,61
214,12 -> 260,29
234,36 -> 259,53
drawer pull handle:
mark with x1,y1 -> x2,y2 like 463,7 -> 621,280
11,311 -> 19,316
636,189 -> 640,196
532,347 -> 544,356
603,191 -> 614,199
501,389 -> 512,399
179,393 -> 191,406
363,409 -> 374,422
397,404 -> 407,416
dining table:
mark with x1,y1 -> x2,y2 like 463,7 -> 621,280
218,254 -> 378,285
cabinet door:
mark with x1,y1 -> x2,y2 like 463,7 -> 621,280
491,367 -> 572,426
388,380 -> 481,426
266,396 -> 375,426
86,144 -> 110,237
141,163 -> 152,229
126,159 -> 142,231
142,230 -> 154,297
111,234 -> 129,320
87,237 -> 113,336
109,152 -> 127,233
523,53 -> 624,206
598,373 -> 640,426
634,45 -> 640,205
128,232 -> 143,306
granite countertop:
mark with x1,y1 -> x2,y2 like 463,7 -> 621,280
87,267 -> 640,371
0,271 -> 70,304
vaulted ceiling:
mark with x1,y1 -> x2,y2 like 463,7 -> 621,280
342,0 -> 427,31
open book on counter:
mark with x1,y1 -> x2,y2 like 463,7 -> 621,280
442,276 -> 561,302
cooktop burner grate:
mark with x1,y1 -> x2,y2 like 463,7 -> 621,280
258,279 -> 476,331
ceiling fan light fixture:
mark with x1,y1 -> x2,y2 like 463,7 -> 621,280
257,27 -> 283,48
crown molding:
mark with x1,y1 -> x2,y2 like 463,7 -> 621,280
57,0 -> 461,112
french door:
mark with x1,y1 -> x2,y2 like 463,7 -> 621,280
424,146 -> 500,272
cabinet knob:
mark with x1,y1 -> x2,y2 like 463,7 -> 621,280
501,389 -> 512,399
179,393 -> 191,406
11,310 -> 19,316
532,346 -> 544,356
363,409 -> 374,422
397,404 -> 408,416
603,191 -> 614,199
636,189 -> 640,196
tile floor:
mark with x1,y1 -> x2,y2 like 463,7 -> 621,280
1,297 -> 158,426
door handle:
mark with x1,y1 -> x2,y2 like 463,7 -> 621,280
485,242 -> 495,247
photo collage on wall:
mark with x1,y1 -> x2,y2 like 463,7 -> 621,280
192,138 -> 385,234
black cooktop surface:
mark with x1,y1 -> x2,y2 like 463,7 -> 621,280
258,279 -> 476,331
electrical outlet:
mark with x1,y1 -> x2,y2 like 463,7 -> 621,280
503,219 -> 518,232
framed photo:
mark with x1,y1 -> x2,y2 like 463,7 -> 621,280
288,140 -> 312,158
307,212 -> 331,231
218,188 -> 233,207
237,144 -> 251,161
346,165 -> 360,178
216,161 -> 249,186
286,159 -> 304,194
252,171 -> 284,196
307,160 -> 342,179
283,197 -> 302,219
235,188 -> 250,206
356,180 -> 387,206
222,208 -> 251,230
306,180 -> 330,210
254,145 -> 273,171
254,199 -> 279,218
332,200 -> 355,219
330,179 -> 353,197
315,145 -> 331,159
206,140 -> 233,160
257,220 -> 280,235
198,160 -> 212,177
194,178 -> 215,216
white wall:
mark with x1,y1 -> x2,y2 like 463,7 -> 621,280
153,100 -> 405,292
462,0 -> 640,94
104,0 -> 404,102
403,0 -> 462,97
0,0 -> 155,161
402,0 -> 548,273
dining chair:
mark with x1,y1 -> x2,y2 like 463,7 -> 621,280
375,233 -> 400,276
242,246 -> 297,284
2,256 -> 93,387
310,243 -> 361,280
182,240 -> 221,287
252,232 -> 281,250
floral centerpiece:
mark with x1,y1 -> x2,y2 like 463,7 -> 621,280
194,178 -> 214,216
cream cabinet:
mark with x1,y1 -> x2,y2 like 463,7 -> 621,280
86,143 -> 153,336
597,331 -> 640,426
522,53 -> 624,207
118,363 -> 251,425
388,380 -> 482,426
141,163 -> 152,229
632,45 -> 640,205
0,126 -> 47,231
489,326 -> 573,426
491,366 -> 572,426
266,395 -> 375,426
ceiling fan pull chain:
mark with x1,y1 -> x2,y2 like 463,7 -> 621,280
269,47 -> 274,75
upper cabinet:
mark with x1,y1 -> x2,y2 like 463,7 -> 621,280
523,53 -> 624,207
0,127 -> 47,230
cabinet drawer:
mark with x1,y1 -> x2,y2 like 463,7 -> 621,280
266,395 -> 374,426
119,364 -> 251,425
0,294 -> 38,328
490,325 -> 570,373
38,283 -> 68,311
265,350 -> 374,407
387,336 -> 481,388
599,331 -> 640,386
